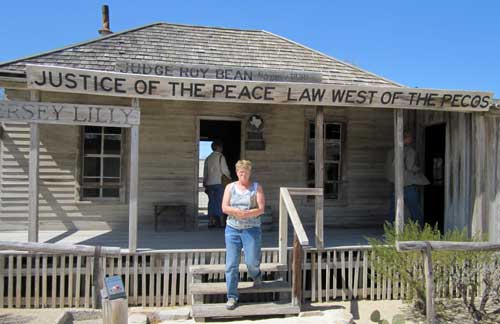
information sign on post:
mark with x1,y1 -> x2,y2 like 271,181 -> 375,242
104,275 -> 127,300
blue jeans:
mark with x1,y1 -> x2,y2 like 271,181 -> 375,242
225,225 -> 262,301
206,184 -> 224,221
389,185 -> 424,227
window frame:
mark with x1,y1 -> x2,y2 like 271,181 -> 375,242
306,121 -> 345,201
80,126 -> 124,201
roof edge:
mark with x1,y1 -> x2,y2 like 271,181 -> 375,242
262,30 -> 405,87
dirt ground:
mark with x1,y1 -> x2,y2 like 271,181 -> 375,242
0,299 -> 498,324
0,309 -> 65,324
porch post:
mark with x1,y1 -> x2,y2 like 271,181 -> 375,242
314,106 -> 324,248
128,98 -> 140,252
394,109 -> 404,234
28,90 -> 40,242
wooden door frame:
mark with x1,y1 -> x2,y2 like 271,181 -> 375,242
194,116 -> 245,229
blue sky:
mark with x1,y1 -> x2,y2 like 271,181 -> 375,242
0,0 -> 498,96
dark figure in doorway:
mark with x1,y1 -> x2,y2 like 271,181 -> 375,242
385,131 -> 430,227
203,140 -> 231,228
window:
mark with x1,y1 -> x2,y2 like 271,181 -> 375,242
307,122 -> 343,199
82,126 -> 123,199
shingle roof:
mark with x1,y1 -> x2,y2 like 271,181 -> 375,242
0,22 -> 401,86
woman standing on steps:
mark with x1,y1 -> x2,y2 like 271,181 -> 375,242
221,160 -> 265,310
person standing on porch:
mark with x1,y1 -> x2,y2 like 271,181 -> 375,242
203,140 -> 232,228
385,131 -> 430,227
221,160 -> 265,310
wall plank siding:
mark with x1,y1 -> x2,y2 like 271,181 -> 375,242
1,89 -> 498,242
1,90 -> 397,231
414,110 -> 500,243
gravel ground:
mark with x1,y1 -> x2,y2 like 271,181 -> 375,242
0,309 -> 66,324
1,299 -> 497,324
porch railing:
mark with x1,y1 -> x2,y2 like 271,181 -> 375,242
0,240 -> 121,309
0,243 -> 490,308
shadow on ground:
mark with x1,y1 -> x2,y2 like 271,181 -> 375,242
0,314 -> 36,324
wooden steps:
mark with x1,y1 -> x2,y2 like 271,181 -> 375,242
189,262 -> 287,274
191,301 -> 300,318
189,262 -> 299,322
190,280 -> 291,294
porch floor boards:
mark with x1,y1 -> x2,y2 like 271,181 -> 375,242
0,225 -> 383,250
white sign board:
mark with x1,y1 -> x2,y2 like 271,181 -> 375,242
115,61 -> 323,83
26,64 -> 494,112
0,100 -> 140,127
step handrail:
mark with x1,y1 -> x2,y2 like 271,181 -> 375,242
278,186 -> 323,308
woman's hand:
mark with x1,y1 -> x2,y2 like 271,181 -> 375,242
232,209 -> 246,218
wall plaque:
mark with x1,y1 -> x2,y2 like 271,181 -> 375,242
246,114 -> 265,150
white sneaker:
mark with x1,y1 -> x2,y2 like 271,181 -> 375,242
226,297 -> 237,310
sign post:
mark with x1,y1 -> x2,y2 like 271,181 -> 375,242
102,276 -> 128,324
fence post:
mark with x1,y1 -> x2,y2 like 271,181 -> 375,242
92,246 -> 103,309
291,233 -> 303,308
422,242 -> 436,324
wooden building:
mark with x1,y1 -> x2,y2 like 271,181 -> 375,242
0,21 -> 497,251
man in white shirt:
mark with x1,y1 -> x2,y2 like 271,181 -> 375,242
203,140 -> 232,227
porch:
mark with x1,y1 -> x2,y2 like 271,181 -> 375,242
0,226 -> 383,250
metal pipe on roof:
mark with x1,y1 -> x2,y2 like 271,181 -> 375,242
98,5 -> 113,36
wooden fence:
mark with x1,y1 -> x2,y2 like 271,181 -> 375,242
0,244 -> 489,309
397,241 -> 500,324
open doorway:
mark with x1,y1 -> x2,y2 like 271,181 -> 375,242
197,119 -> 241,226
424,123 -> 446,233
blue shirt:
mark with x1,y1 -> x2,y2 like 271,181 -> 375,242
226,182 -> 261,229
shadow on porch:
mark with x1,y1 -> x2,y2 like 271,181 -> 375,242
0,225 -> 383,250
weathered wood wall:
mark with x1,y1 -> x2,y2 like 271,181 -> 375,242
0,90 -> 393,230
412,110 -> 500,243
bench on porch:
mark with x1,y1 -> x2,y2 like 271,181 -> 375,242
153,202 -> 186,231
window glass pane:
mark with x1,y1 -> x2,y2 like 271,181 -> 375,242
104,127 -> 122,134
307,141 -> 315,161
307,163 -> 315,181
103,178 -> 120,186
104,135 -> 121,154
84,134 -> 102,154
309,123 -> 315,139
324,182 -> 338,199
83,188 -> 100,198
326,163 -> 339,181
83,177 -> 100,186
325,143 -> 340,161
84,126 -> 102,134
84,157 -> 100,177
326,124 -> 341,140
103,158 -> 120,177
103,188 -> 120,197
